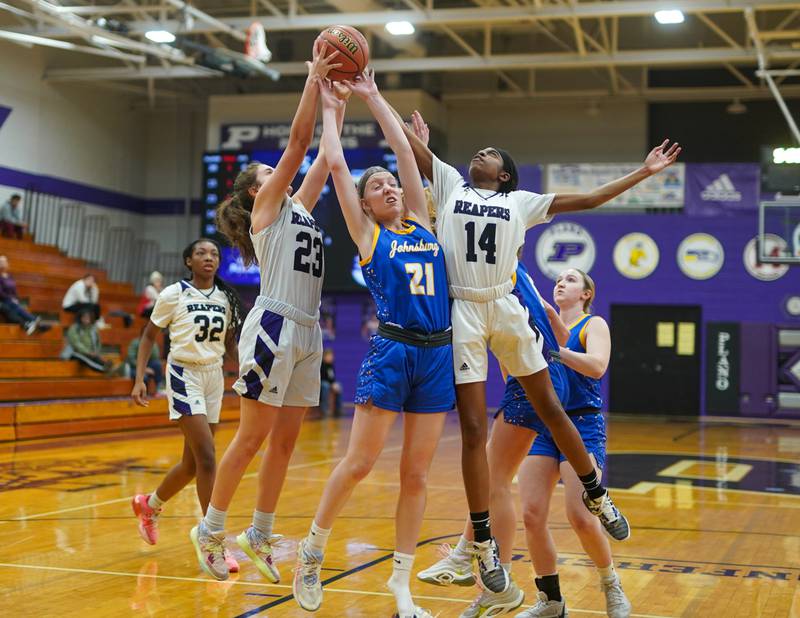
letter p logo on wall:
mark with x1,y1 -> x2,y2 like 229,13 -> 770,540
547,242 -> 585,263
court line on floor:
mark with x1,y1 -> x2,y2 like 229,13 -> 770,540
0,562 -> 672,618
0,435 -> 460,524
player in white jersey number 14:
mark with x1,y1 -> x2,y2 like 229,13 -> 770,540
398,108 -> 680,603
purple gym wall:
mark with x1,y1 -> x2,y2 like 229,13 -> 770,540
323,165 -> 797,418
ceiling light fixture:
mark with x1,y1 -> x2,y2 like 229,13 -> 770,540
654,10 -> 685,25
385,21 -> 415,36
145,30 -> 176,44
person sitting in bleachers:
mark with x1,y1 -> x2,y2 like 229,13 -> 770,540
0,255 -> 48,335
62,309 -> 115,373
136,271 -> 164,318
126,328 -> 163,395
62,274 -> 103,325
0,194 -> 28,239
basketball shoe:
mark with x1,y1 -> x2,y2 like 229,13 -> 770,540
514,592 -> 568,617
293,537 -> 324,611
190,521 -> 229,581
460,580 -> 524,617
236,526 -> 281,582
582,491 -> 630,541
131,494 -> 160,545
417,543 -> 476,586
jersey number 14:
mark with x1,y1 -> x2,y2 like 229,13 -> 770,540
465,221 -> 497,264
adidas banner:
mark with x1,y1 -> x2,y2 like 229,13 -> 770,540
686,163 -> 760,215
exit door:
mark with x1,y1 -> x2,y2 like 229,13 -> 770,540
610,304 -> 702,415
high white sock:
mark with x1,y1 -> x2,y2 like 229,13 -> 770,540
252,510 -> 275,537
204,505 -> 227,532
598,563 -> 616,579
387,551 -> 415,616
147,492 -> 165,510
306,520 -> 331,554
454,535 -> 471,559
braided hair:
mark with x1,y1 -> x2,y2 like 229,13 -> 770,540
182,238 -> 245,336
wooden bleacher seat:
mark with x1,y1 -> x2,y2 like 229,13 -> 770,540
0,236 -> 238,441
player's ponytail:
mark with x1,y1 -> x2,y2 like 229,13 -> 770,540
216,161 -> 262,266
214,276 -> 245,337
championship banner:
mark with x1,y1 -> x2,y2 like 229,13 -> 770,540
221,121 -> 384,150
545,163 -> 685,209
685,163 -> 760,215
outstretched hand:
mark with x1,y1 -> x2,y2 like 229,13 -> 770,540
408,110 -> 430,146
644,139 -> 681,175
306,38 -> 342,82
344,68 -> 379,100
319,79 -> 347,110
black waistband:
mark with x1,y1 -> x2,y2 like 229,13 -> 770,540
566,407 -> 602,417
377,322 -> 452,348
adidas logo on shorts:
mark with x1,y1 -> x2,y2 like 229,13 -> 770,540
269,386 -> 278,394
459,362 -> 470,371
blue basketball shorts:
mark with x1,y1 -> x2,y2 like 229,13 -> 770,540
529,411 -> 607,470
354,335 -> 455,413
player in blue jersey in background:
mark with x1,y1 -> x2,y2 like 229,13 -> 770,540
513,268 -> 630,618
418,255 -> 569,617
293,70 -> 453,618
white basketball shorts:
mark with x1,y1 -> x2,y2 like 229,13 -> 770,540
166,360 -> 224,423
233,304 -> 322,407
452,293 -> 547,385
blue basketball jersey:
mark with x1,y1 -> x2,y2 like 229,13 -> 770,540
564,314 -> 603,411
503,263 -> 568,406
361,220 -> 450,333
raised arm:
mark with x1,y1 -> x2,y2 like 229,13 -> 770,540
318,80 -> 374,258
558,317 -> 611,380
386,103 -> 433,181
549,139 -> 682,215
347,70 -> 430,230
293,83 -> 351,212
251,40 -> 341,232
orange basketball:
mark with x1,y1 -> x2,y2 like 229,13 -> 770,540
319,25 -> 369,81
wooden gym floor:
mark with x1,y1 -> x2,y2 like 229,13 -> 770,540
0,412 -> 798,617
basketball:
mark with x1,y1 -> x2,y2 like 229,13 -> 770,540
319,25 -> 369,81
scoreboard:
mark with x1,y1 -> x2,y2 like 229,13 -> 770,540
201,148 -> 396,290
202,152 -> 251,240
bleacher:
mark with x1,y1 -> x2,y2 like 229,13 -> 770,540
0,236 -> 238,441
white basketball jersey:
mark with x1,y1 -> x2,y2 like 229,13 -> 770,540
252,196 -> 324,322
431,156 -> 555,292
150,281 -> 230,365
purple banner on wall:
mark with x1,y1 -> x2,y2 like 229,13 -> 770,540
685,163 -> 760,216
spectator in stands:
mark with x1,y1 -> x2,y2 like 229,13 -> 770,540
137,271 -> 163,318
126,326 -> 163,395
62,308 -> 114,373
62,274 -> 103,325
0,194 -> 27,239
0,255 -> 48,335
319,348 -> 342,417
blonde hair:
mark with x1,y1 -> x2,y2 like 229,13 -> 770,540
575,269 -> 596,313
149,271 -> 163,285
